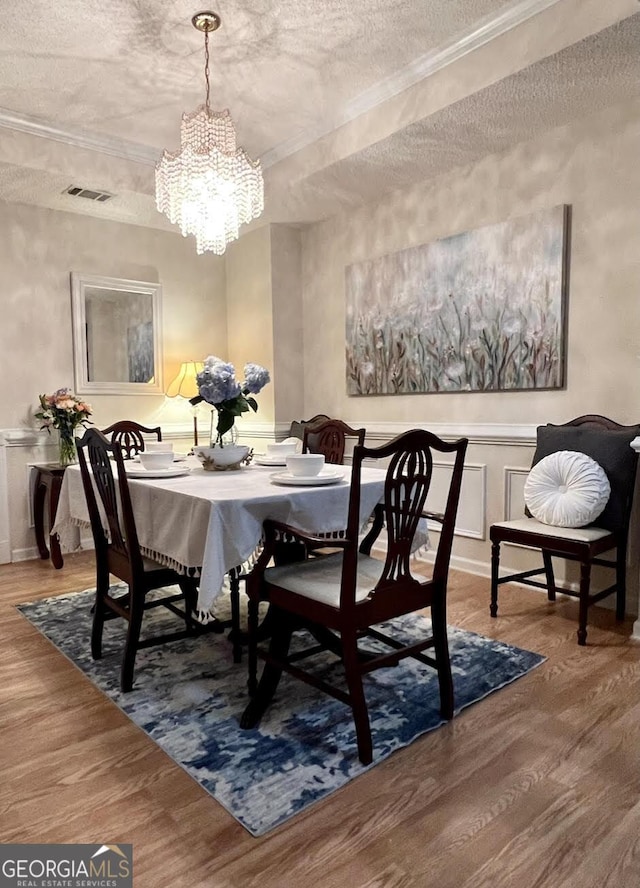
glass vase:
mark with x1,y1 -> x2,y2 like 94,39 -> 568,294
58,430 -> 77,467
209,411 -> 238,448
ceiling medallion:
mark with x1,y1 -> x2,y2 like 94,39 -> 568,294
155,11 -> 264,255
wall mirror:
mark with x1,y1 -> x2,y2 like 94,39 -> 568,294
70,273 -> 163,395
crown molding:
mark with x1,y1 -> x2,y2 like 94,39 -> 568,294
0,0 -> 562,174
261,0 -> 563,168
0,108 -> 160,166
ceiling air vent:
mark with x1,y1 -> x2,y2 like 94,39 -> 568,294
64,185 -> 114,202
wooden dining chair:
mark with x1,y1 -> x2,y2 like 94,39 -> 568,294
287,414 -> 331,442
293,419 -> 366,563
302,418 -> 366,465
490,415 -> 640,645
241,428 -> 468,764
101,420 -> 162,459
77,428 -> 221,691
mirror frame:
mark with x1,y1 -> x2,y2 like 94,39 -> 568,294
70,273 -> 164,396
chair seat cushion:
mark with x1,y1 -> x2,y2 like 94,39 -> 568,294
264,551 -> 383,606
492,517 -> 612,542
524,450 -> 610,527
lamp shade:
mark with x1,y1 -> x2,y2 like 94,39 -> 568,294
165,361 -> 204,399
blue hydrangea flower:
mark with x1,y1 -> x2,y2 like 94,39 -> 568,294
197,358 -> 242,405
242,363 -> 270,394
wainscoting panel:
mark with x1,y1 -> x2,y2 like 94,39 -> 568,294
504,466 -> 530,521
419,461 -> 487,541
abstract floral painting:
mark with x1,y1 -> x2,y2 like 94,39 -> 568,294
345,205 -> 569,394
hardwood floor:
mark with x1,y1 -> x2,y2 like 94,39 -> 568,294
2,553 -> 640,887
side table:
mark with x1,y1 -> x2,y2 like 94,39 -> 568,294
31,463 -> 66,569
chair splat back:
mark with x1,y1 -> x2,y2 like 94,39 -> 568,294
78,429 -> 143,575
287,414 -> 331,441
346,429 -> 466,608
377,446 -> 433,589
303,418 -> 366,465
101,420 -> 162,459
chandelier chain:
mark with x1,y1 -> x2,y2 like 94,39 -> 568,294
204,28 -> 211,110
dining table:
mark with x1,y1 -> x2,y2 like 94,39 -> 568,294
52,455 -> 391,621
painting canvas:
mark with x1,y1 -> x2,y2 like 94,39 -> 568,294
345,205 -> 569,395
127,321 -> 154,383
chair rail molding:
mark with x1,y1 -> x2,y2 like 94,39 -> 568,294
272,420 -> 537,447
3,428 -> 44,446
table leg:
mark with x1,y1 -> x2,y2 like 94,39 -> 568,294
33,476 -> 49,560
48,474 -> 64,569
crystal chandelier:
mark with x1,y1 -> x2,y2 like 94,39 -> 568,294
155,11 -> 264,255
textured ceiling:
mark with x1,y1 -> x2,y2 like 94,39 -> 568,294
0,0 -> 509,156
291,13 -> 640,217
0,0 -> 637,233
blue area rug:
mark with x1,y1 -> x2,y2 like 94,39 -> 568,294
18,586 -> 545,836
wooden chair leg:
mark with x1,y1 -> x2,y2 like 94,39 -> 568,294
342,628 -> 372,765
490,540 -> 501,617
90,567 -> 110,660
577,561 -> 591,646
431,598 -> 454,720
240,609 -> 293,728
121,587 -> 144,692
228,570 -> 243,664
542,551 -> 556,601
177,578 -> 199,634
616,542 -> 627,621
247,597 -> 260,696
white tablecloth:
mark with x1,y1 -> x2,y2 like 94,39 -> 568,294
53,459 -> 389,617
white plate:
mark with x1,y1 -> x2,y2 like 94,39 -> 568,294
124,466 -> 190,479
256,456 -> 288,467
270,469 -> 344,486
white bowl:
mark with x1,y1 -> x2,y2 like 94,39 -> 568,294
139,451 -> 174,471
194,444 -> 250,471
146,441 -> 173,453
266,441 -> 298,456
286,453 -> 325,477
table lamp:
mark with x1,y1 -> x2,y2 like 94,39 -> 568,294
165,361 -> 204,447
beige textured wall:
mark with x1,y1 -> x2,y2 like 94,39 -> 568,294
270,224 -> 304,424
0,200 -> 226,430
296,95 -> 640,611
224,223 -> 304,445
225,225 -> 275,432
0,200 -> 226,555
300,96 -> 640,426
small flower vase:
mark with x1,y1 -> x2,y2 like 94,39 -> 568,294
210,422 -> 239,449
58,430 -> 77,467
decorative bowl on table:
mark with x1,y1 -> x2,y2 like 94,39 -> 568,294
194,444 -> 251,471
285,453 -> 325,477
139,451 -> 174,471
146,441 -> 173,454
266,441 -> 298,457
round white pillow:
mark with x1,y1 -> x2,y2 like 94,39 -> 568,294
524,450 -> 611,528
